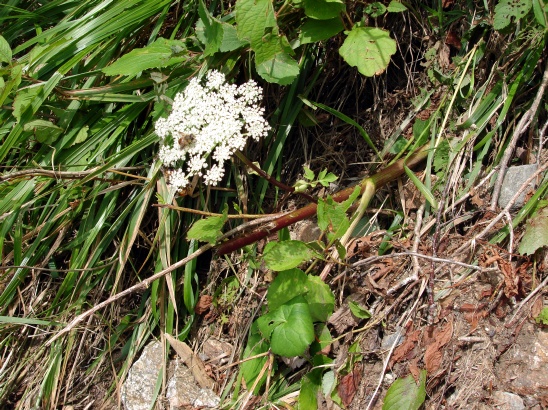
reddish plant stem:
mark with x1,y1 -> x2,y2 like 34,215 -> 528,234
217,144 -> 431,255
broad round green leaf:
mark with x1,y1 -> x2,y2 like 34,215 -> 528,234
382,370 -> 427,410
339,27 -> 397,77
387,1 -> 408,13
518,206 -> 548,255
258,296 -> 315,357
23,120 -> 63,144
256,51 -> 300,85
305,276 -> 335,322
303,0 -> 346,20
494,0 -> 532,30
267,268 -> 308,311
0,35 -> 12,63
263,240 -> 312,271
187,214 -> 226,244
300,17 -> 344,44
235,0 -> 277,48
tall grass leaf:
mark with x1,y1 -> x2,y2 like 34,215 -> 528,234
404,165 -> 438,210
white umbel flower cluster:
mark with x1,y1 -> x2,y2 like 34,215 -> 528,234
155,70 -> 270,190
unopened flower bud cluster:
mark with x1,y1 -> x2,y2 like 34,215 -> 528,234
155,70 -> 270,190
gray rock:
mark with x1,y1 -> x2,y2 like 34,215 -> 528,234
498,164 -> 538,209
166,360 -> 220,409
121,340 -> 220,410
122,341 -> 164,410
494,323 -> 548,406
491,391 -> 525,410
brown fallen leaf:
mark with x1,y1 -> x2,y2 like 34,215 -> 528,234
164,333 -> 214,389
390,329 -> 420,367
195,294 -> 213,315
338,363 -> 362,408
424,316 -> 453,374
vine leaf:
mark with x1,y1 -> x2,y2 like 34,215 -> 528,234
518,206 -> 548,255
339,27 -> 396,77
494,0 -> 532,30
263,240 -> 313,271
257,295 -> 315,357
382,370 -> 427,410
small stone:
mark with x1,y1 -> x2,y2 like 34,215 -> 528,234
491,391 -> 525,410
166,361 -> 220,409
498,165 -> 538,209
122,341 -> 164,410
495,322 -> 548,406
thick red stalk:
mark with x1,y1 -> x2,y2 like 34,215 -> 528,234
216,144 -> 431,255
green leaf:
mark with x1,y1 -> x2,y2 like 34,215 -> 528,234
494,0 -> 533,30
312,323 -> 333,355
413,117 -> 431,146
339,27 -> 397,77
236,0 -> 277,49
305,276 -> 335,322
365,2 -> 387,17
389,136 -> 409,154
300,368 -> 323,410
241,323 -> 270,393
13,85 -> 43,122
302,0 -> 346,20
267,268 -> 308,311
263,240 -> 313,271
72,126 -> 89,146
433,139 -> 450,174
382,370 -> 427,410
535,307 -> 548,325
304,166 -> 315,181
300,17 -> 344,44
532,0 -> 547,27
518,206 -> 548,255
102,38 -> 188,76
219,23 -> 248,52
348,300 -> 371,319
256,50 -> 300,85
0,35 -> 12,64
404,165 -> 438,210
23,120 -> 63,144
317,187 -> 360,241
317,170 -> 338,186
197,0 -> 224,56
387,1 -> 408,12
257,296 -> 315,357
187,206 -> 228,244
0,316 -> 62,326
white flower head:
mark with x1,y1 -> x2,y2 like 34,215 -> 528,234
155,70 -> 270,190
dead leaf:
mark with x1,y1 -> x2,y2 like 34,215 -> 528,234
195,295 -> 213,315
497,257 -> 519,298
164,333 -> 214,389
338,364 -> 362,407
390,329 -> 420,366
408,359 -> 422,382
424,317 -> 453,373
531,296 -> 543,320
471,193 -> 485,207
445,31 -> 461,50
347,237 -> 371,259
